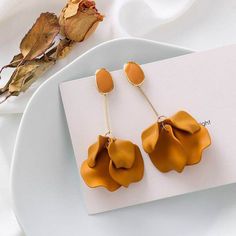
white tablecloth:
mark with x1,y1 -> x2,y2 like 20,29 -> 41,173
1,0 -> 236,235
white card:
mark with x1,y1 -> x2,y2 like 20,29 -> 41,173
60,44 -> 236,214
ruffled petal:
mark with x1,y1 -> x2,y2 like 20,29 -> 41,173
87,135 -> 108,168
141,122 -> 159,153
80,149 -> 121,192
149,124 -> 188,172
108,139 -> 136,168
173,125 -> 211,165
109,145 -> 144,187
167,111 -> 200,134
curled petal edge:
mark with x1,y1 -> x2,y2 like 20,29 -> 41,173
141,122 -> 159,154
148,124 -> 188,173
81,149 -> 121,192
87,135 -> 108,168
167,111 -> 200,134
108,139 -> 136,169
109,145 -> 144,187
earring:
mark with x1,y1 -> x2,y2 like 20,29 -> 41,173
124,62 -> 211,173
80,68 -> 144,192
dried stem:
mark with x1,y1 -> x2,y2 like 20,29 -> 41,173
0,93 -> 12,104
0,58 -> 23,79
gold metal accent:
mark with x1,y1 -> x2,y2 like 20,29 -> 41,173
157,115 -> 168,131
124,62 -> 166,123
103,93 -> 112,137
137,86 -> 159,118
95,68 -> 114,95
95,69 -> 113,137
123,62 -> 145,87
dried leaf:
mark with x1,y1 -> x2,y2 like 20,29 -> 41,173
9,53 -> 24,67
20,13 -> 60,61
8,64 -> 38,93
9,59 -> 54,93
0,59 -> 54,103
0,53 -> 24,76
21,60 -> 54,92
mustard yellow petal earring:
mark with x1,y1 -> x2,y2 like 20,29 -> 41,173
124,62 -> 211,173
80,68 -> 144,192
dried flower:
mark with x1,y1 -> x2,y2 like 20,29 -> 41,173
0,0 -> 103,103
59,0 -> 104,42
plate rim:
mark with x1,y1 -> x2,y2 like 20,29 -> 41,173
10,37 -> 193,232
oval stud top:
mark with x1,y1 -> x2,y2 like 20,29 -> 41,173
95,68 -> 114,94
124,62 -> 145,86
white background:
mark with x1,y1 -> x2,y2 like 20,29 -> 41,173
1,0 -> 236,235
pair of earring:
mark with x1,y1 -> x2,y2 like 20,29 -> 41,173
81,62 -> 211,192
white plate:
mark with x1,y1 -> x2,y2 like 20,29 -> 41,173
11,38 -> 195,235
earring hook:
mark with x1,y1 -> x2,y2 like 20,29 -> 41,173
124,62 -> 161,121
95,68 -> 114,137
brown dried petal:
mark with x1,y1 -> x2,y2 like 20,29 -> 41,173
0,53 -> 23,76
64,1 -> 81,19
20,12 -> 60,60
64,9 -> 102,42
58,8 -> 67,37
83,21 -> 99,41
70,0 -> 83,3
59,0 -> 103,42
